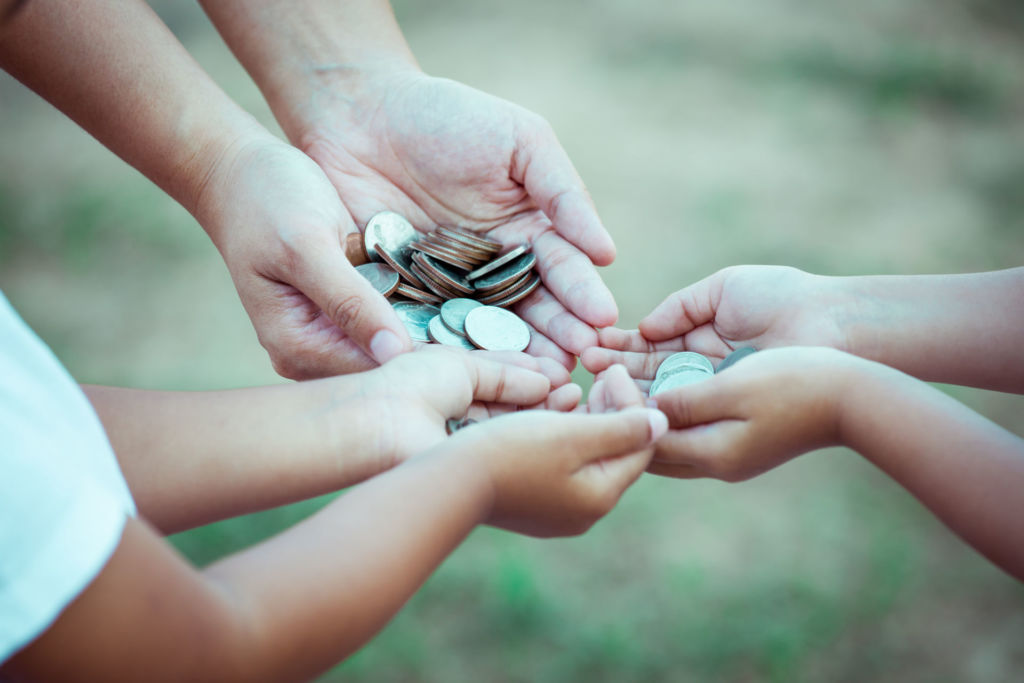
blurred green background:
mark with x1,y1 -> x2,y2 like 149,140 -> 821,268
3,0 -> 1024,680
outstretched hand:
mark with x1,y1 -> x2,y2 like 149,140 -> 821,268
297,72 -> 619,369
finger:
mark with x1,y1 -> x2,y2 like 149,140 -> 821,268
516,284 -> 599,358
295,234 -> 413,365
638,272 -> 723,342
645,461 -> 704,479
564,407 -> 668,465
653,378 -> 739,428
512,118 -> 616,266
581,347 -> 677,380
525,382 -> 583,412
463,356 -> 551,405
599,364 -> 647,411
596,327 -> 688,353
529,230 -> 617,328
587,379 -> 608,413
468,350 -> 572,388
522,320 -> 577,371
653,421 -> 748,473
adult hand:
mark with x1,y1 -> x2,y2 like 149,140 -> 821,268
646,347 -> 852,481
582,265 -> 850,380
195,133 -> 417,378
296,71 -> 618,369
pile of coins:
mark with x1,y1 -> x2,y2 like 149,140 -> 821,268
649,347 -> 757,397
354,211 -> 535,352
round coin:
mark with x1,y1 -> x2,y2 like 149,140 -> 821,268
355,263 -> 400,297
463,306 -> 531,352
413,253 -> 474,294
440,298 -> 483,336
472,252 -> 537,293
650,368 -> 713,397
411,241 -> 477,271
656,351 -> 714,378
716,347 -> 758,373
467,244 -> 530,281
392,302 -> 439,342
429,233 -> 493,262
428,315 -> 476,349
395,282 -> 443,305
436,226 -> 502,253
411,262 -> 462,300
364,211 -> 416,263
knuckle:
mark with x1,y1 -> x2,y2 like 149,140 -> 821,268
325,292 -> 366,331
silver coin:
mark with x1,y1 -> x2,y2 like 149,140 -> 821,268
413,253 -> 474,294
467,244 -> 530,281
463,305 -> 531,352
364,211 -> 416,263
355,263 -> 400,297
485,273 -> 541,308
440,298 -> 483,336
656,351 -> 714,379
428,315 -> 476,349
472,252 -> 537,293
716,347 -> 758,373
649,368 -> 713,397
392,301 -> 440,342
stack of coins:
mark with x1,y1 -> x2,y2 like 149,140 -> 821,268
358,211 -> 534,352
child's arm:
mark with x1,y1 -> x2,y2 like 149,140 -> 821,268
583,266 -> 1024,393
83,349 -> 574,535
3,404 -> 664,683
648,347 -> 1024,581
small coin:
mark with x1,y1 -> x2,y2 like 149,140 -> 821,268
364,211 -> 416,263
440,298 -> 484,335
463,305 -> 531,352
467,244 -> 530,281
395,282 -> 443,305
428,315 -> 476,349
411,262 -> 463,301
376,236 -> 424,287
355,263 -> 400,297
436,226 -> 502,253
716,347 -> 758,373
392,302 -> 440,342
413,253 -> 474,294
649,368 -> 713,397
484,273 -> 541,308
345,232 -> 369,266
429,233 -> 492,262
656,351 -> 714,379
472,252 -> 538,293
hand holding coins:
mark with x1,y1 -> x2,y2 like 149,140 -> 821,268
357,212 -> 538,353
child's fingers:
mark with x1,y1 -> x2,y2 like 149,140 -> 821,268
594,327 -> 688,353
463,356 -> 551,405
469,350 -> 571,388
581,347 -> 677,379
567,407 -> 668,466
638,275 -> 720,342
599,364 -> 647,411
652,376 -> 740,428
652,420 -> 749,480
524,383 -> 583,412
646,461 -> 703,479
523,319 -> 577,371
580,448 -> 653,500
586,379 -> 608,413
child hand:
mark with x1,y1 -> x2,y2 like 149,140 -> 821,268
645,347 -> 856,481
582,265 -> 848,379
453,383 -> 667,537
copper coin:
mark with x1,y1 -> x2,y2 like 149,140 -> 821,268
395,282 -> 443,305
427,233 -> 492,263
412,253 -> 474,294
487,273 -> 541,308
472,252 -> 537,293
355,263 -> 400,297
410,241 -> 477,271
411,262 -> 462,301
477,272 -> 534,304
467,244 -> 531,281
364,211 -> 416,264
345,232 -> 369,266
436,226 -> 502,253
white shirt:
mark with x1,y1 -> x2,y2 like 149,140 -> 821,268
0,292 -> 135,663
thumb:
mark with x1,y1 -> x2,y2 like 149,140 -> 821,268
512,116 -> 616,266
638,270 -> 724,342
295,235 -> 413,365
569,406 -> 668,465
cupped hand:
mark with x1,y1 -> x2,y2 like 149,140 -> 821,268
356,347 -> 581,472
582,265 -> 850,380
646,347 -> 855,482
295,71 -> 619,368
195,133 -> 415,379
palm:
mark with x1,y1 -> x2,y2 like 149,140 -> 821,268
300,73 -> 617,360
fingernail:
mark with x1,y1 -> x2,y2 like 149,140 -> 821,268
370,329 -> 404,365
647,409 -> 668,441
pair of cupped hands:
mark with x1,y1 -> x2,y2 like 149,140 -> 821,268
199,71 -> 849,534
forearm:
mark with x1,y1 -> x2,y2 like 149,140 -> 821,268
199,0 -> 420,143
835,267 -> 1024,391
0,0 -> 270,214
839,362 -> 1024,580
84,380 -> 386,534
